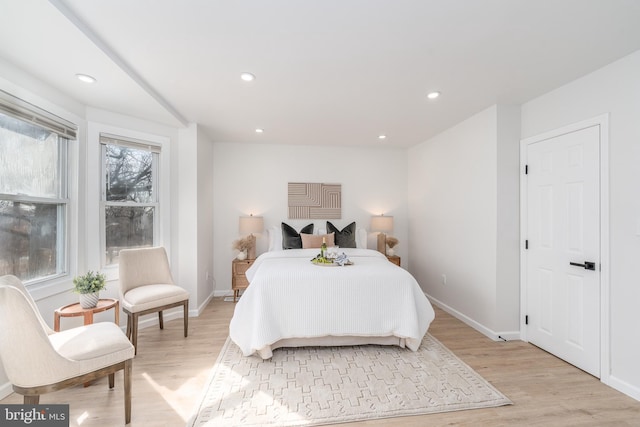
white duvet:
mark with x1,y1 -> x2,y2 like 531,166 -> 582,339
229,248 -> 435,358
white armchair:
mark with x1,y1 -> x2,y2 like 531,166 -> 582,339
118,246 -> 189,354
0,275 -> 134,424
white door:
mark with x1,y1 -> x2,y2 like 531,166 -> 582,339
525,124 -> 600,377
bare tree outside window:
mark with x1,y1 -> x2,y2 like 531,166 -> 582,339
101,140 -> 158,265
105,145 -> 153,203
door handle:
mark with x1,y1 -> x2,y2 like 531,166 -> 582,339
570,261 -> 596,271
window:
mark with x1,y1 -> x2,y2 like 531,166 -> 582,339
0,93 -> 75,283
100,134 -> 160,266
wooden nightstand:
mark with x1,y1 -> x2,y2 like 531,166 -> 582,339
232,259 -> 254,302
386,255 -> 401,267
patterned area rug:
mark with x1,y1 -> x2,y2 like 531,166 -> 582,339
187,335 -> 511,426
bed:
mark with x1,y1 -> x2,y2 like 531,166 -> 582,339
229,247 -> 435,359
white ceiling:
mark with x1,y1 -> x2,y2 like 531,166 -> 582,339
1,0 -> 639,147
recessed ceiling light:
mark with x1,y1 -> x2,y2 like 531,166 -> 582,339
76,73 -> 96,84
378,135 -> 387,140
255,128 -> 264,133
427,91 -> 441,99
241,72 -> 256,82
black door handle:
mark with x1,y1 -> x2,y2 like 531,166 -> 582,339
570,261 -> 596,271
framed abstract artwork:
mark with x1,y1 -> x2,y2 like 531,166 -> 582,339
288,182 -> 341,219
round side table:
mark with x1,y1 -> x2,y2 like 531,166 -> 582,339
54,298 -> 120,332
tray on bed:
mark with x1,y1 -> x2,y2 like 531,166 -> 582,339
311,259 -> 353,266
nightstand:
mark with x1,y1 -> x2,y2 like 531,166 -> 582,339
386,255 -> 401,267
232,259 -> 254,302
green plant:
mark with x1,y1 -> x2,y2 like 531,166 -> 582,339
73,271 -> 106,294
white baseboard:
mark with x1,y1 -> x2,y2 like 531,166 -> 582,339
213,289 -> 233,298
494,330 -> 521,341
605,375 -> 640,402
0,381 -> 12,400
193,292 -> 215,316
426,293 -> 521,342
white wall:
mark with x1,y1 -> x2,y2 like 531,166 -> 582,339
197,129 -> 215,307
407,105 -> 520,338
212,142 -> 408,296
521,49 -> 640,400
176,123 -> 215,313
408,107 -> 498,331
177,124 -> 199,312
495,105 -> 521,331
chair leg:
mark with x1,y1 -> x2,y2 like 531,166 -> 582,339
158,311 -> 164,330
124,359 -> 132,424
183,300 -> 189,338
24,395 -> 39,404
126,315 -> 132,340
109,373 -> 115,389
131,313 -> 139,355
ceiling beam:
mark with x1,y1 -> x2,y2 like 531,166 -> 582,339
49,0 -> 189,127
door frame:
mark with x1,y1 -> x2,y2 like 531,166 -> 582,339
519,114 -> 610,383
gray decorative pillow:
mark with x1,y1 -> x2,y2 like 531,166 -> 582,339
281,223 -> 314,249
326,221 -> 356,248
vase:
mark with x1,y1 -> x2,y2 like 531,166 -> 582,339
79,292 -> 99,309
236,251 -> 247,260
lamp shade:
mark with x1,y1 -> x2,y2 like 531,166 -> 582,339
371,215 -> 394,232
239,215 -> 264,234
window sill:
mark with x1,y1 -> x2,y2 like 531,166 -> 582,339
27,275 -> 73,302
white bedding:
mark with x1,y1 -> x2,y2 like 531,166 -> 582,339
229,248 -> 435,358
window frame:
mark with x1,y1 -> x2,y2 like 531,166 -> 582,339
99,134 -> 161,267
86,122 -> 170,279
0,91 -> 76,287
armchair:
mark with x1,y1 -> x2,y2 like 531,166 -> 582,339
118,246 -> 189,354
0,275 -> 134,424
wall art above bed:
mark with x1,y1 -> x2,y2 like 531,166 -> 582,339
288,182 -> 341,219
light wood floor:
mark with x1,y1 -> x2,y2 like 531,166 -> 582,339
3,299 -> 640,426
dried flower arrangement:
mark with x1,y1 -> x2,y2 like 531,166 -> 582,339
386,236 -> 399,249
232,236 -> 253,252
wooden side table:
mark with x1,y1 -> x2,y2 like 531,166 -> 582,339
232,259 -> 254,302
387,255 -> 401,267
54,298 -> 120,332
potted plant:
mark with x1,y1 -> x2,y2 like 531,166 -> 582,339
232,236 -> 253,260
386,236 -> 399,256
73,271 -> 107,308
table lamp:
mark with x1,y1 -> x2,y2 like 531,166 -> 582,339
371,214 -> 394,255
239,214 -> 264,260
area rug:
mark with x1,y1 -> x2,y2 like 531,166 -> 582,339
187,335 -> 511,426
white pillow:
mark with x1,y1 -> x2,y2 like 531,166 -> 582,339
267,225 -> 283,251
356,228 -> 367,249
